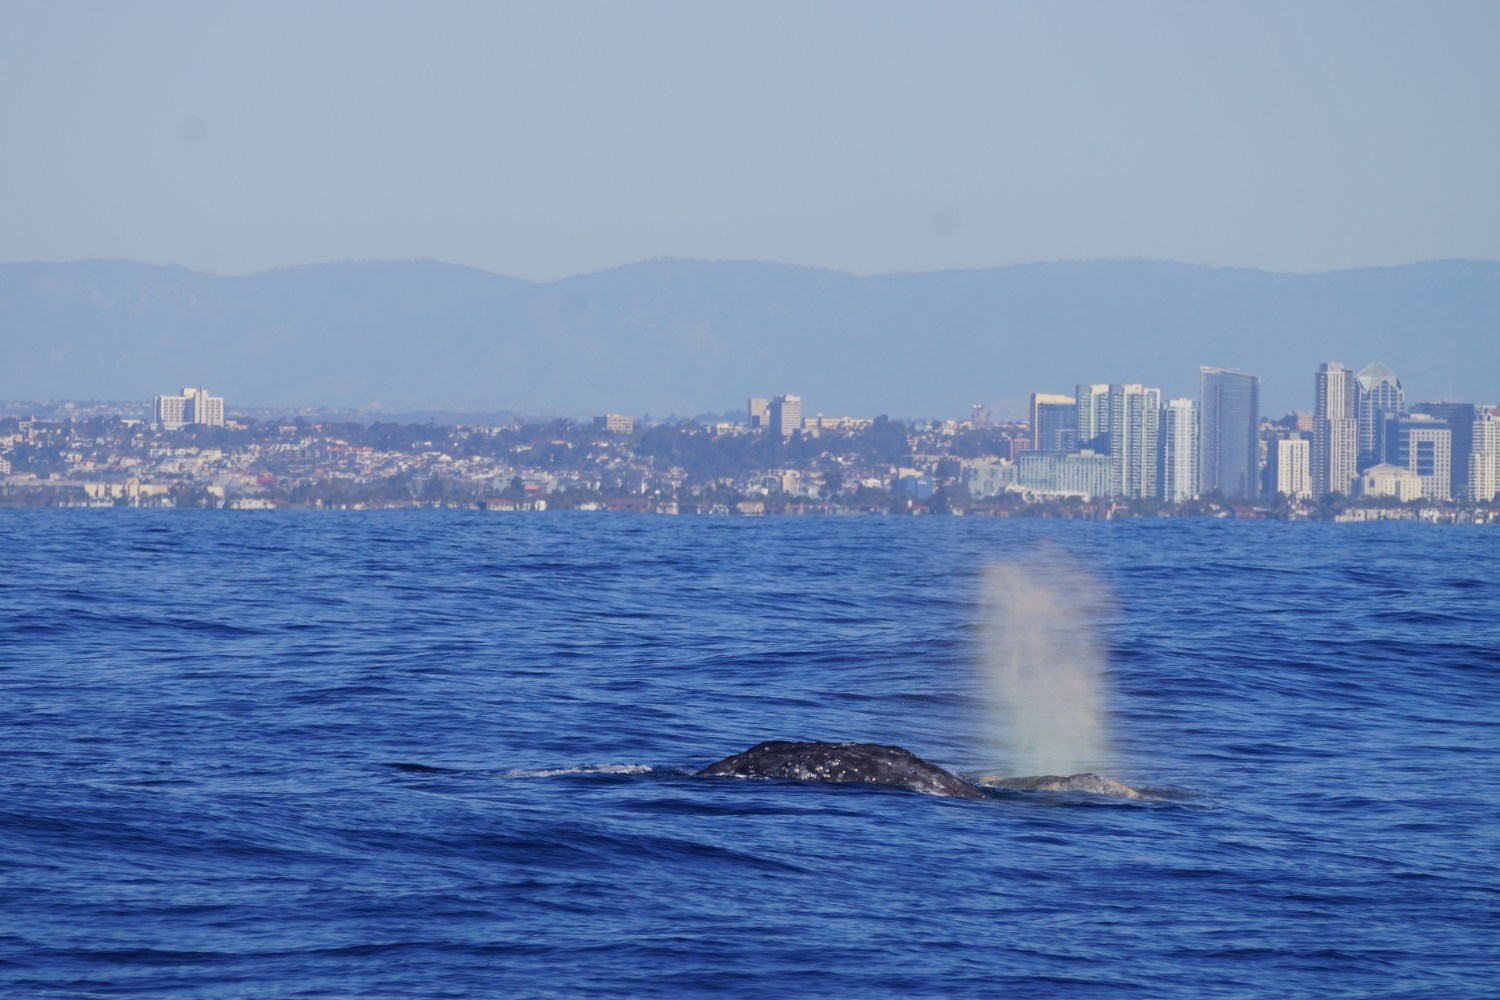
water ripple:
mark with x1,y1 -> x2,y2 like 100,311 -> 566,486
1,512 -> 1497,996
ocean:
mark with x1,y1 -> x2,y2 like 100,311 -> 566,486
2,511 -> 1497,997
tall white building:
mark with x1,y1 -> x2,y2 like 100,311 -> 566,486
154,386 -> 225,428
1075,384 -> 1111,451
1268,433 -> 1312,500
1312,363 -> 1357,497
769,394 -> 803,438
1470,406 -> 1500,503
1107,384 -> 1161,499
1160,397 -> 1199,503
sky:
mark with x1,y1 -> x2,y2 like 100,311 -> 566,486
3,1 -> 1499,282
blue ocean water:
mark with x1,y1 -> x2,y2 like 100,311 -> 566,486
2,511 -> 1498,998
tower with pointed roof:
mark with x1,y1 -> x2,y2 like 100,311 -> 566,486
1355,362 -> 1403,471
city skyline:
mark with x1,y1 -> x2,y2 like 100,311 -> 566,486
6,350 -> 1498,511
6,5 -> 1494,482
1016,354 -> 1498,505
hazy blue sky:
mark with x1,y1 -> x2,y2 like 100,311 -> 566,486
4,1 -> 1498,281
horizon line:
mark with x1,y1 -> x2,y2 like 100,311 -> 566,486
4,254 -> 1497,285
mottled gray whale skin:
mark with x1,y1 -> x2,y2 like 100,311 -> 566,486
978,773 -> 1143,799
696,740 -> 987,800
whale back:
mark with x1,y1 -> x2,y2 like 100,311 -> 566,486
977,773 -> 1143,799
696,740 -> 986,800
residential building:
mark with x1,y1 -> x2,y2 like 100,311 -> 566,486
1160,397 -> 1199,503
893,473 -> 933,501
1312,363 -> 1358,497
154,394 -> 187,426
1075,384 -> 1111,451
1411,402 -> 1476,500
962,461 -> 1015,499
1015,450 -> 1110,500
1266,432 -> 1312,500
1029,392 -> 1077,452
1355,362 -> 1404,470
768,395 -> 803,438
1199,366 -> 1260,500
1470,406 -> 1500,503
1107,384 -> 1160,499
153,386 -> 225,429
594,414 -> 634,434
1384,414 -> 1452,501
747,398 -> 769,430
803,415 -> 874,434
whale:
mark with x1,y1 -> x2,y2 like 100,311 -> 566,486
696,740 -> 988,800
696,740 -> 1147,801
976,773 -> 1144,799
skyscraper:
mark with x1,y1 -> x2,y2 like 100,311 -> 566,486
1198,366 -> 1260,500
1411,402 -> 1476,501
769,395 -> 802,438
1470,407 -> 1500,503
1384,414 -> 1453,501
1075,384 -> 1111,451
1107,384 -> 1161,499
1029,393 -> 1077,452
1160,397 -> 1199,503
1355,362 -> 1403,470
1312,363 -> 1358,497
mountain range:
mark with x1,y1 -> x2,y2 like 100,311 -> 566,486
2,257 -> 1496,419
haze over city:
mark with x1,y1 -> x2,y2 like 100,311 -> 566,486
2,3 -> 1497,421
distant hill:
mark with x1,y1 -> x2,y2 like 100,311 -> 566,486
2,257 -> 1496,419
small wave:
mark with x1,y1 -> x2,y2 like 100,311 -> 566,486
384,762 -> 461,773
503,764 -> 654,778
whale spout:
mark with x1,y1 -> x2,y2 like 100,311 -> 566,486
697,740 -> 986,800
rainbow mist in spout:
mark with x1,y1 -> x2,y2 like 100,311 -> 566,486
977,558 -> 1117,780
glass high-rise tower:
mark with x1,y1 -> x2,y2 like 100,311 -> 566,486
1198,367 -> 1260,500
1355,362 -> 1404,470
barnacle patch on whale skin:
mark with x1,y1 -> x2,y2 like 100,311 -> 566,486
696,740 -> 987,800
